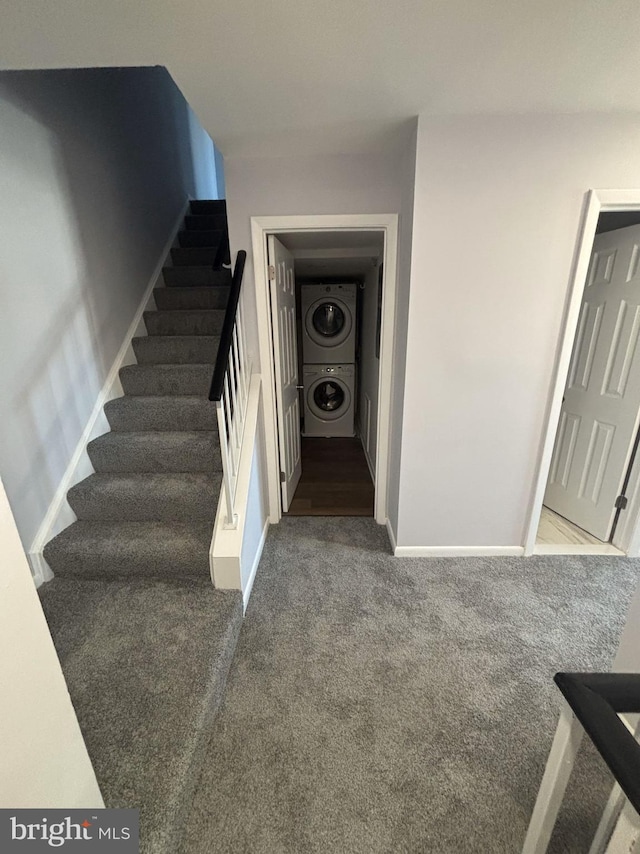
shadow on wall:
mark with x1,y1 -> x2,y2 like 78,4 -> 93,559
0,66 -> 225,550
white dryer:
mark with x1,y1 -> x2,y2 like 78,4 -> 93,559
301,283 -> 357,363
302,364 -> 356,438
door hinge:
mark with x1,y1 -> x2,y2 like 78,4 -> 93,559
615,494 -> 628,510
280,471 -> 286,483
268,265 -> 276,281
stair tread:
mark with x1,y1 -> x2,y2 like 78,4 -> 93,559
67,471 -> 221,522
72,471 -> 219,487
104,395 -> 216,432
88,429 -> 220,473
132,335 -> 220,366
45,520 -> 213,555
143,309 -> 225,337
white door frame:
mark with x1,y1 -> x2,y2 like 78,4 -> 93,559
250,214 -> 399,526
525,189 -> 640,557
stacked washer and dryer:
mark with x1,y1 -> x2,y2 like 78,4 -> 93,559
300,284 -> 357,437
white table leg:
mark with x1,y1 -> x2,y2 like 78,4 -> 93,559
589,784 -> 625,854
522,701 -> 584,854
603,797 -> 640,854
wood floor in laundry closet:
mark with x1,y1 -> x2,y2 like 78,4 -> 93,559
536,505 -> 606,546
286,437 -> 374,516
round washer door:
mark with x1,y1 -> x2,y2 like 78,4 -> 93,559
305,297 -> 353,349
307,376 -> 352,421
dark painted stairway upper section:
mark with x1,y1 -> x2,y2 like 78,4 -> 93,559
44,200 -> 231,581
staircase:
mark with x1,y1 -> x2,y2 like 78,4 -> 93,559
44,199 -> 231,580
39,199 -> 244,854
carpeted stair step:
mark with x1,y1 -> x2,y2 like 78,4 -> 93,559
88,431 -> 221,473
67,473 -> 220,522
190,199 -> 226,215
38,576 -> 242,854
43,521 -> 215,580
163,266 -> 232,287
177,229 -> 223,248
105,395 -> 215,431
171,247 -> 220,267
133,335 -> 219,365
120,363 -> 212,396
185,214 -> 227,231
143,309 -> 225,336
154,285 -> 230,311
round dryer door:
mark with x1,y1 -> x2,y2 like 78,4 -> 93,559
305,297 -> 353,349
307,377 -> 352,421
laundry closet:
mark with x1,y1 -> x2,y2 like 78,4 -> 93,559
267,231 -> 384,516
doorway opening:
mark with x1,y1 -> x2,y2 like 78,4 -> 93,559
527,191 -> 640,556
251,215 -> 398,528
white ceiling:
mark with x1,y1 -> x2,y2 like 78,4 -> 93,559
3,0 -> 640,157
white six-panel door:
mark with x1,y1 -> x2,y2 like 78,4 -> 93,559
545,224 -> 640,540
267,235 -> 302,511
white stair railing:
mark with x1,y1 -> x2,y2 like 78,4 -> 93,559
209,250 -> 251,529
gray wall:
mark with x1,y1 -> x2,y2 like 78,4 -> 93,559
397,113 -> 640,548
0,66 -> 222,549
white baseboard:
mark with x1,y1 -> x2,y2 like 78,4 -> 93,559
386,518 -> 397,554
242,519 -> 269,613
27,199 -> 190,582
394,545 -> 526,558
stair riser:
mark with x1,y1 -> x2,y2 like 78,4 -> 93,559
132,336 -> 219,365
163,267 -> 232,287
144,311 -> 224,337
190,200 -> 226,215
88,434 -> 221,473
177,230 -> 223,248
105,399 -> 216,432
154,286 -> 230,311
120,364 -> 212,396
68,483 -> 218,522
171,247 -> 219,266
44,543 -> 210,581
185,214 -> 227,230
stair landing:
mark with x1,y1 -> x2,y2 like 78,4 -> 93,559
39,576 -> 242,854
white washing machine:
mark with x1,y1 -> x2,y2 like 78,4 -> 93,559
301,283 -> 357,363
302,364 -> 356,437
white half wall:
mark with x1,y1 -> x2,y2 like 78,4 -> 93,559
0,477 -> 103,807
397,113 -> 640,549
0,66 -> 221,554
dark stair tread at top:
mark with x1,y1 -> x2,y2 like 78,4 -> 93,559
43,519 -> 224,581
154,285 -> 230,311
190,199 -> 226,215
38,575 -> 241,854
67,472 -> 221,522
143,309 -> 225,337
88,430 -> 221,474
163,266 -> 232,288
119,363 -> 214,397
185,214 -> 227,230
132,335 -> 220,365
171,246 -> 222,266
105,395 -> 216,432
177,229 -> 224,249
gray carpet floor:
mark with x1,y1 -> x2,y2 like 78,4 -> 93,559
39,577 -> 242,854
181,517 -> 640,854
